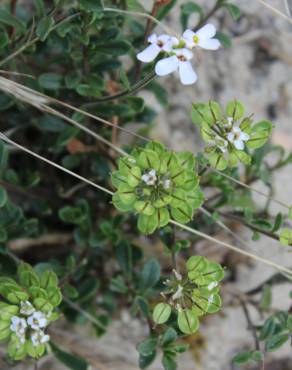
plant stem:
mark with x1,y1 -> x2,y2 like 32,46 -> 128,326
194,0 -> 224,31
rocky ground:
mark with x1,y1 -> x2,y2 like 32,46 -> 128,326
3,0 -> 292,369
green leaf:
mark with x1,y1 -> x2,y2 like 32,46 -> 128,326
226,100 -> 245,120
0,9 -> 26,34
272,213 -> 283,232
36,16 -> 55,41
126,0 -> 145,11
140,258 -> 161,289
152,303 -> 171,324
79,0 -> 103,12
38,73 -> 62,90
0,186 -> 8,208
180,3 -> 203,29
119,69 -> 130,90
215,32 -> 232,48
0,141 -> 8,176
161,328 -> 177,346
51,342 -> 89,370
47,287 -> 62,307
252,351 -> 264,362
246,120 -> 273,149
259,317 -> 276,341
139,351 -> 156,369
232,351 -> 252,364
33,298 -> 53,313
162,354 -> 177,370
266,334 -> 289,352
7,291 -> 29,304
177,309 -> 199,334
207,151 -> 227,171
137,338 -> 158,356
170,204 -> 193,224
95,40 -> 132,56
40,270 -> 58,290
224,4 -> 241,21
19,271 -> 40,289
279,228 -> 292,246
260,284 -> 272,310
289,206 -> 292,221
138,213 -> 159,235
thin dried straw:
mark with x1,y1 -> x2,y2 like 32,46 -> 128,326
257,0 -> 292,24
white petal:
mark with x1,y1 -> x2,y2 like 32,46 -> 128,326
41,334 -> 50,343
173,48 -> 193,60
196,23 -> 217,40
162,40 -> 174,52
158,34 -> 171,44
233,127 -> 241,133
147,33 -> 157,44
199,38 -> 220,50
182,29 -> 195,40
240,132 -> 250,141
178,61 -> 197,85
170,36 -> 179,46
155,55 -> 179,76
234,140 -> 244,150
137,44 -> 160,63
181,48 -> 193,60
227,132 -> 235,142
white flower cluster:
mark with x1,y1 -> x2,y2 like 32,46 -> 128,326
141,169 -> 172,189
215,116 -> 250,152
10,301 -> 50,347
137,24 -> 220,85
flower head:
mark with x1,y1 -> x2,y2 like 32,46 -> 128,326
227,126 -> 250,150
137,34 -> 175,62
141,169 -> 157,186
10,316 -> 27,336
27,311 -> 48,330
152,255 -> 224,335
182,24 -> 221,50
111,141 -> 204,234
155,48 -> 197,85
31,330 -> 50,347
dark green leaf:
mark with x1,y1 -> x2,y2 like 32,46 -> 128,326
51,342 -> 89,370
224,4 -> 241,21
36,16 -> 55,41
140,258 -> 161,289
266,334 -> 289,352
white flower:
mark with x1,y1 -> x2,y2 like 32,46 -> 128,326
10,316 -> 27,336
27,311 -> 48,330
227,127 -> 250,150
137,34 -> 175,62
20,301 -> 35,316
31,330 -> 50,347
182,24 -> 220,50
163,179 -> 171,189
141,169 -> 157,186
155,48 -> 197,85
